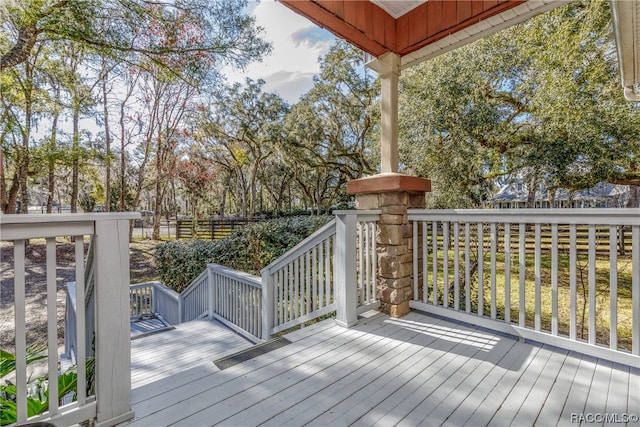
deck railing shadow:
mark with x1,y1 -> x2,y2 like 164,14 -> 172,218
363,312 -> 532,371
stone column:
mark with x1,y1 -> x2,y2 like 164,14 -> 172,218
347,173 -> 430,317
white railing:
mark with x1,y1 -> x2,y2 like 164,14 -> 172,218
152,282 -> 180,325
408,208 -> 640,366
261,220 -> 338,336
130,283 -> 153,319
1,213 -> 137,427
179,269 -> 210,322
209,264 -> 263,342
123,212 -> 380,344
128,281 -> 180,325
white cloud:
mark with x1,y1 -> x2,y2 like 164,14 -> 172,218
224,0 -> 335,103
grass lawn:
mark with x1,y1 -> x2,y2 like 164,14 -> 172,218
418,248 -> 634,351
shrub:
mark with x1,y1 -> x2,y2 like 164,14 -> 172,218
155,215 -> 332,292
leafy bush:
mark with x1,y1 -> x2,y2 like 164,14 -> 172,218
0,347 -> 85,426
155,215 -> 332,292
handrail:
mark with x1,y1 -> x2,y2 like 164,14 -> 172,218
408,208 -> 640,225
2,213 -> 138,427
128,281 -> 180,325
408,208 -> 640,367
179,269 -> 210,322
263,219 -> 337,273
209,264 -> 263,342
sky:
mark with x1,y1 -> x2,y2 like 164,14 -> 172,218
223,0 -> 337,104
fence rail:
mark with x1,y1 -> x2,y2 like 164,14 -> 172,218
1,213 -> 137,427
408,208 -> 640,366
176,217 -> 260,240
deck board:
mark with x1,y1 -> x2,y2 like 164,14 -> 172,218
123,311 -> 639,427
130,318 -> 253,388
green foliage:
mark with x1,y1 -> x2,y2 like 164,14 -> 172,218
155,215 -> 332,292
400,0 -> 640,208
0,347 -> 46,378
0,347 -> 86,426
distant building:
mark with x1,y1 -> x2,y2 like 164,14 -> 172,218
487,177 -> 629,209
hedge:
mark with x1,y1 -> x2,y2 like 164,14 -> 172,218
154,215 -> 332,292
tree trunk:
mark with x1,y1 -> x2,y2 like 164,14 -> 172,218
47,107 -> 59,213
627,185 -> 640,208
526,175 -> 537,208
102,67 -> 112,212
71,103 -> 80,213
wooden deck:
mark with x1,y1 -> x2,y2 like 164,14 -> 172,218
130,318 -> 253,388
124,311 -> 640,427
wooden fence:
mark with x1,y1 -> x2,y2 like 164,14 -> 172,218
176,218 -> 260,240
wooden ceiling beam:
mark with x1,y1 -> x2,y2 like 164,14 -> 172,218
279,0 -> 394,56
279,0 -> 527,59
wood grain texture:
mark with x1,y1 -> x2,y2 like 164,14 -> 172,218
124,311 -> 638,427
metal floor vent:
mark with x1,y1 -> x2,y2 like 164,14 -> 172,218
213,337 -> 292,370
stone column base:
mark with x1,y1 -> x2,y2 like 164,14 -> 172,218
347,173 -> 430,318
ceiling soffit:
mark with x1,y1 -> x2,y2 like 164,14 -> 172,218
279,0 -> 528,58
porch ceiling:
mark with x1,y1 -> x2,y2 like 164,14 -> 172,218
279,0 -> 640,100
278,0 -> 570,70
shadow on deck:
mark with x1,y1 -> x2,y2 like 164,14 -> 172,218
123,310 -> 640,427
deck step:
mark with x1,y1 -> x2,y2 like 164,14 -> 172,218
213,337 -> 292,370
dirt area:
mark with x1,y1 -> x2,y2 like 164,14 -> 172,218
0,238 -> 160,355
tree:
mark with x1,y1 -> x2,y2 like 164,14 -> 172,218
198,79 -> 289,218
284,41 -> 378,213
399,0 -> 640,208
1,0 -> 270,78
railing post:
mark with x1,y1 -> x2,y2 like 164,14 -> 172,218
334,212 -> 358,327
93,218 -> 135,427
261,269 -> 274,340
208,265 -> 214,319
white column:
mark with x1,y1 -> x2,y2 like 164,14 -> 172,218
94,218 -> 135,427
368,52 -> 401,173
334,212 -> 358,327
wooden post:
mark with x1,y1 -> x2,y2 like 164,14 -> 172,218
368,52 -> 400,173
334,212 -> 358,327
93,218 -> 135,427
261,269 -> 274,340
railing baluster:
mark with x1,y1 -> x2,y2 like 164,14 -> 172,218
552,224 -> 559,336
609,226 -> 617,350
306,251 -> 311,314
535,223 -> 541,331
504,223 -> 511,324
318,243 -> 325,309
365,222 -> 372,304
588,224 -> 596,344
358,222 -> 364,304
478,222 -> 484,317
490,223 -> 497,320
46,237 -> 59,416
570,224 -> 577,340
413,221 -> 418,303
432,220 -> 438,305
14,239 -> 27,424
465,222 -> 471,313
422,221 -> 428,303
454,222 -> 460,311
443,221 -> 449,308
312,245 -> 318,311
325,238 -> 331,307
519,223 -> 526,328
75,236 -> 87,405
632,225 -> 639,355
371,223 -> 377,304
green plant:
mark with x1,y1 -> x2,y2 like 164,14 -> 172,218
155,215 -> 332,292
0,347 -> 88,426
